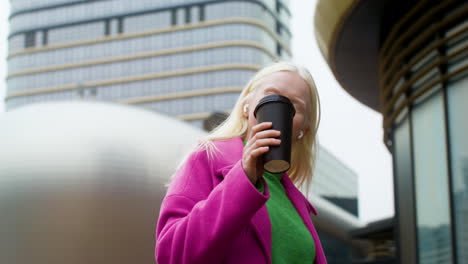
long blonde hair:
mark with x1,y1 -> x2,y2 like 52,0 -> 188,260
198,61 -> 321,189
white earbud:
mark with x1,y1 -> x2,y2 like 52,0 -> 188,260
298,130 -> 304,139
243,104 -> 249,114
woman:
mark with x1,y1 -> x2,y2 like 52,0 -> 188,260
155,62 -> 327,264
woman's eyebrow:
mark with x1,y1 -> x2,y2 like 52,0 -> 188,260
264,87 -> 281,94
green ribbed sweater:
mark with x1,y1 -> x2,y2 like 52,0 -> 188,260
244,142 -> 315,263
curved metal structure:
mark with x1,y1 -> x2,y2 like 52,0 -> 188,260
0,101 -> 205,263
314,0 -> 387,111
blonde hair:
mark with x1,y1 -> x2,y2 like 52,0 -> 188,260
194,61 -> 321,189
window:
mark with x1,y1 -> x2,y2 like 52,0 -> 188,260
447,74 -> 468,264
25,31 -> 36,48
199,5 -> 205,22
276,43 -> 282,57
412,91 -> 454,264
393,116 -> 417,263
104,19 -> 111,36
42,30 -> 48,46
118,17 -> 124,34
171,9 -> 177,26
185,7 -> 191,24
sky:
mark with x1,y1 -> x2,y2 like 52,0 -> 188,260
0,0 -> 394,223
290,0 -> 394,222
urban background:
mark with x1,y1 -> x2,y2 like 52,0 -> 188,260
2,0 -> 465,263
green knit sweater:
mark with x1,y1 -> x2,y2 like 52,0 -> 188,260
257,171 -> 316,263
242,141 -> 315,262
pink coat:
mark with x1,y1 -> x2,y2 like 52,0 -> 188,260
155,137 -> 327,264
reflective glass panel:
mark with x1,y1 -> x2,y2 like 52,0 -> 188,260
447,74 -> 468,264
393,115 -> 417,264
412,90 -> 453,264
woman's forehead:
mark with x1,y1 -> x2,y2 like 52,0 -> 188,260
255,72 -> 309,96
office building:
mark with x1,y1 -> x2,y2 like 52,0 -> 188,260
313,146 -> 358,216
315,0 -> 468,263
6,0 -> 291,127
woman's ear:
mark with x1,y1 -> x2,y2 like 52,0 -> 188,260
242,104 -> 249,118
301,127 -> 310,138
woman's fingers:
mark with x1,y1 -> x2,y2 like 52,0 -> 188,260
248,122 -> 273,139
253,129 -> 281,140
244,136 -> 280,155
245,122 -> 280,148
251,138 -> 281,149
243,146 -> 269,173
249,146 -> 270,159
242,122 -> 282,184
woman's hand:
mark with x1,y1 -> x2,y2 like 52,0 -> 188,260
242,122 -> 281,185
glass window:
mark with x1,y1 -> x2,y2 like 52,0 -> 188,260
42,29 -> 48,45
10,23 -> 277,71
185,7 -> 191,24
117,17 -> 124,34
447,74 -> 468,264
47,21 -> 105,45
10,45 -> 269,92
24,31 -> 36,48
171,9 -> 177,26
8,35 -> 24,53
276,43 -> 282,57
279,5 -> 290,26
110,19 -> 119,35
410,50 -> 438,75
199,5 -> 205,22
124,11 -> 171,34
177,8 -> 185,26
10,0 -> 195,32
412,90 -> 454,264
393,108 -> 416,263
105,19 -> 111,36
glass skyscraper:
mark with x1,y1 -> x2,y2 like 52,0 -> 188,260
6,0 -> 291,128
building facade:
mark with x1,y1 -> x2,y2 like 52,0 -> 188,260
313,147 -> 359,264
313,146 -> 358,216
315,0 -> 468,263
6,0 -> 291,127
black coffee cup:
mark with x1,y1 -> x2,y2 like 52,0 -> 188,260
254,94 -> 296,174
